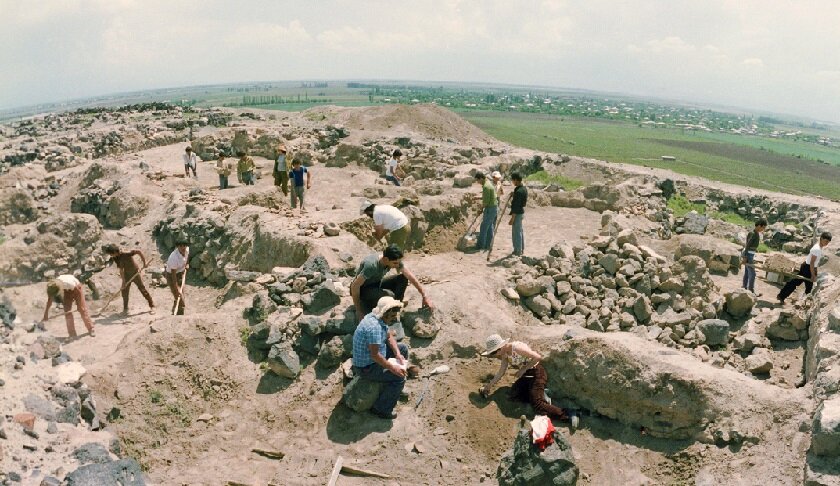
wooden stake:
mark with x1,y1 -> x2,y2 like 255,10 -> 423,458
327,455 -> 344,486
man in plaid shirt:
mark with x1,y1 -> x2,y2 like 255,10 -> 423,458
352,296 -> 410,419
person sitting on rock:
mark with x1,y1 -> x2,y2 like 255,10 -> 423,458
361,200 -> 410,250
350,244 -> 433,323
740,218 -> 767,294
777,231 -> 832,305
480,334 -> 571,423
351,296 -> 409,419
183,146 -> 197,178
41,274 -> 95,338
103,244 -> 155,315
237,151 -> 255,186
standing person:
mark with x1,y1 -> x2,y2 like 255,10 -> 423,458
741,219 -> 767,293
508,172 -> 528,256
349,244 -> 433,322
492,171 -> 504,197
479,334 -> 570,422
352,296 -> 410,419
289,159 -> 311,214
237,151 -> 255,186
103,244 -> 155,315
361,201 -> 410,250
385,149 -> 402,186
215,153 -> 233,189
777,232 -> 832,304
474,172 -> 498,251
166,241 -> 189,315
183,146 -> 197,178
41,274 -> 95,338
273,145 -> 289,196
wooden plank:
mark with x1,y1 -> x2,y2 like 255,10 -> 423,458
340,465 -> 391,479
327,455 -> 344,486
251,447 -> 285,460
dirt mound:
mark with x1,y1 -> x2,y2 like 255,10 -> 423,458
307,104 -> 496,145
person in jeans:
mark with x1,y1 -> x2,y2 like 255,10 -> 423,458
273,145 -> 289,196
237,152 -> 255,186
289,159 -> 311,213
474,172 -> 498,250
480,334 -> 570,422
41,274 -> 95,338
349,244 -> 433,323
215,154 -> 233,189
740,219 -> 767,293
361,201 -> 411,250
508,172 -> 528,256
385,149 -> 402,186
183,146 -> 197,178
778,232 -> 832,304
352,297 -> 411,419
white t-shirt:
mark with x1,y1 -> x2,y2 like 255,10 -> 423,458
54,274 -> 80,290
805,243 -> 823,268
385,158 -> 398,177
183,152 -> 196,167
373,205 -> 409,231
166,248 -> 188,273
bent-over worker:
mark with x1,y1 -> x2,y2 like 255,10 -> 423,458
103,244 -> 155,315
361,200 -> 410,250
777,231 -> 832,304
42,274 -> 95,338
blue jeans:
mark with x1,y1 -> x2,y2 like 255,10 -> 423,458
219,175 -> 229,189
477,206 -> 497,250
385,175 -> 401,186
291,186 -> 305,208
742,251 -> 755,291
242,171 -> 254,185
512,213 -> 524,255
354,343 -> 409,415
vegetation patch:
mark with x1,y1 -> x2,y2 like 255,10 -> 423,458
667,195 -> 706,218
525,170 -> 583,190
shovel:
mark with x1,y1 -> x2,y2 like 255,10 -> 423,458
415,365 -> 451,409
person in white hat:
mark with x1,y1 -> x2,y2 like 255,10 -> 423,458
479,334 -> 570,422
491,171 -> 504,197
360,200 -> 410,250
352,296 -> 411,419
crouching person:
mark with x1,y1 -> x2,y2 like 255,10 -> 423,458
351,296 -> 409,420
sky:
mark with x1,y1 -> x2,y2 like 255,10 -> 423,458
2,0 -> 840,122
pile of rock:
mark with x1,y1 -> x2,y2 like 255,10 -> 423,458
496,417 -> 578,486
153,210 -> 231,284
71,179 -> 148,229
0,189 -> 38,225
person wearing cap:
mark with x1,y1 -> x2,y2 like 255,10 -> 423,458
385,149 -> 402,186
103,244 -> 155,315
474,172 -> 498,251
361,201 -> 411,250
492,171 -> 504,197
480,334 -> 570,422
508,172 -> 528,256
166,241 -> 190,315
273,145 -> 290,196
350,244 -> 433,323
777,231 -> 833,304
215,153 -> 233,190
41,274 -> 95,338
351,296 -> 411,419
183,146 -> 197,178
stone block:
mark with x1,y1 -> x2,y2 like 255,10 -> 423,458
343,376 -> 383,412
811,397 -> 840,457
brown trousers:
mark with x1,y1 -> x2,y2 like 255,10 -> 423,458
63,285 -> 94,336
510,363 -> 567,420
121,272 -> 154,311
166,272 -> 185,315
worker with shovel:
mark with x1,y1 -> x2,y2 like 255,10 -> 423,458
777,231 -> 832,305
103,244 -> 155,315
474,172 -> 498,251
41,274 -> 95,338
166,241 -> 190,315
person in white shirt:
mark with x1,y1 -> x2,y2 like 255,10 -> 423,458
361,201 -> 410,250
385,149 -> 402,186
492,170 -> 504,197
777,232 -> 832,304
41,274 -> 95,338
183,146 -> 197,178
166,241 -> 190,315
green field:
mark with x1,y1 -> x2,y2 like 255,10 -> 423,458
459,111 -> 840,200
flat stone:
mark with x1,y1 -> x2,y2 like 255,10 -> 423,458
811,396 -> 840,457
745,348 -> 773,374
697,319 -> 730,346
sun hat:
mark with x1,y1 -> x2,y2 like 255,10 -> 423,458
374,296 -> 404,319
491,171 -> 502,180
481,334 -> 509,356
360,199 -> 374,215
278,145 -> 287,153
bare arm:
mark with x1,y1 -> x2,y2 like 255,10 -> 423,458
350,275 -> 366,323
810,254 -> 818,282
135,250 -> 148,268
373,224 -> 388,240
306,170 -> 312,189
368,343 -> 405,377
401,266 -> 432,309
169,270 -> 182,296
387,330 -> 405,364
482,359 -> 509,395
42,295 -> 54,322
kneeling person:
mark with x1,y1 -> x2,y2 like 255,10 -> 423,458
352,297 -> 409,419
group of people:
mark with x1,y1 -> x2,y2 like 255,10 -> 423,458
474,171 -> 528,256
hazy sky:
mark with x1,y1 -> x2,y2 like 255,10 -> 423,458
2,0 -> 840,122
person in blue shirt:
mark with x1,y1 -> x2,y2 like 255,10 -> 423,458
289,159 -> 311,214
352,296 -> 410,419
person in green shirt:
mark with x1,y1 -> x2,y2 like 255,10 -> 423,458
474,172 -> 498,250
741,218 -> 767,293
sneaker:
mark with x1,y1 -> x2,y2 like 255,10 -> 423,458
149,307 -> 156,315
570,412 -> 580,430
370,409 -> 397,420
88,329 -> 96,337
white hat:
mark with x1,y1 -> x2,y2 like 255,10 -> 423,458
360,199 -> 374,215
481,334 -> 508,356
374,296 -> 404,319
491,171 -> 502,180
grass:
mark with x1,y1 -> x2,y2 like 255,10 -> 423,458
708,210 -> 753,228
149,389 -> 163,404
459,111 -> 840,200
525,170 -> 584,190
239,326 -> 251,347
667,195 -> 706,218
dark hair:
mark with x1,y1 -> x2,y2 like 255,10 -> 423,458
102,244 -> 119,254
292,158 -> 301,166
392,149 -> 402,157
176,240 -> 189,247
755,218 -> 767,227
364,204 -> 375,215
383,244 -> 404,261
474,172 -> 485,180
237,151 -> 246,157
185,147 -> 192,152
511,172 -> 522,182
821,231 -> 833,242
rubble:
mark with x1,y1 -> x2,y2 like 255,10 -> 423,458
497,417 -> 578,486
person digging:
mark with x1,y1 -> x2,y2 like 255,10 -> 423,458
41,274 -> 95,338
777,231 -> 832,305
166,241 -> 190,315
103,244 -> 155,315
360,200 -> 411,251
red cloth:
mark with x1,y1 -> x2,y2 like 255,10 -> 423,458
531,415 -> 555,451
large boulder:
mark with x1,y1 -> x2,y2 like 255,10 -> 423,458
64,458 -> 145,486
342,376 -> 383,412
674,234 -> 741,275
745,348 -> 773,374
497,419 -> 578,486
697,319 -> 730,346
724,290 -> 756,318
681,211 -> 709,234
266,342 -> 301,379
811,397 -> 840,457
304,280 -> 341,314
